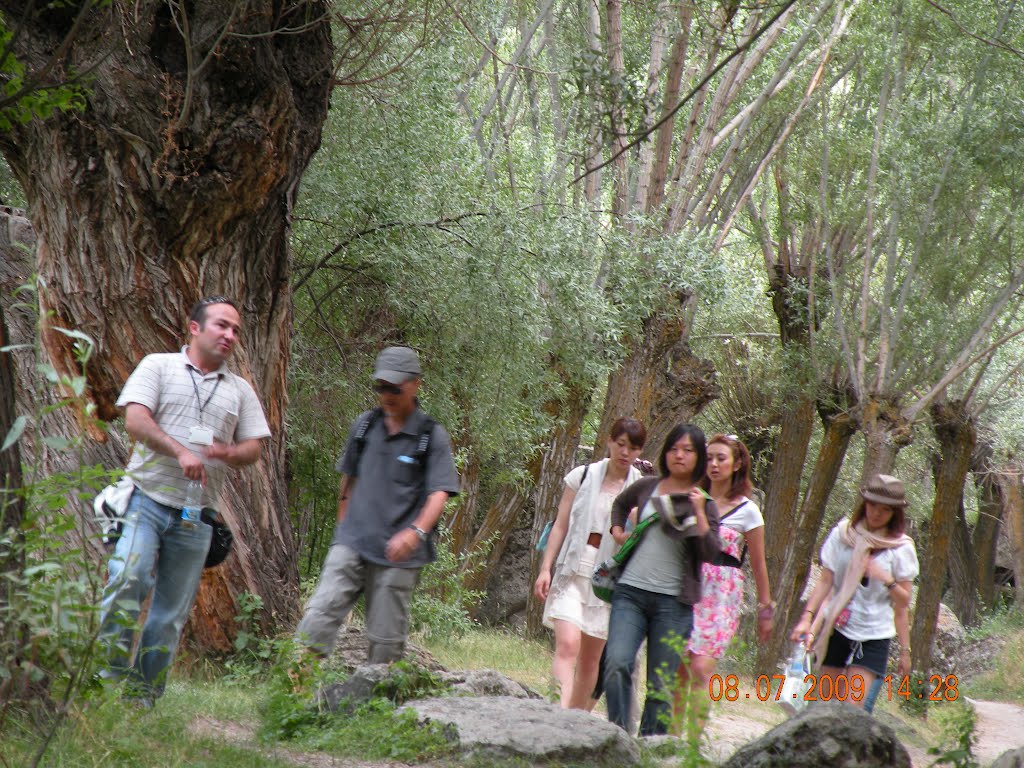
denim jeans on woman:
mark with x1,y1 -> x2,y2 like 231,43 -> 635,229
98,489 -> 211,698
603,582 -> 694,735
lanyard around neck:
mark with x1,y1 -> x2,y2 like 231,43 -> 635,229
187,366 -> 221,424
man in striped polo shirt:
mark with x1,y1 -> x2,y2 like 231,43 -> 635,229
98,296 -> 270,706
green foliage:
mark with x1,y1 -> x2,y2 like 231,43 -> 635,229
410,528 -> 486,641
0,282 -> 119,765
928,701 -> 980,768
0,12 -> 91,132
259,658 -> 453,761
299,697 -> 454,761
371,659 -> 449,703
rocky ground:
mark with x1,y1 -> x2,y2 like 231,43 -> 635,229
187,626 -> 1024,767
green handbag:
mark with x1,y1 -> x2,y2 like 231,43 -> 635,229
590,512 -> 661,602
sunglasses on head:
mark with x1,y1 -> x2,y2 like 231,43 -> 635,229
373,382 -> 403,395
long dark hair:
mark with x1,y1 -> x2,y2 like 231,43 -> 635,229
707,433 -> 753,500
657,424 -> 707,482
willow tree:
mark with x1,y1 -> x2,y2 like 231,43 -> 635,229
741,0 -> 1024,669
0,1 -> 332,648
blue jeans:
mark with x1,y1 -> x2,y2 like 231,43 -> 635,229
604,583 -> 694,735
98,489 -> 211,698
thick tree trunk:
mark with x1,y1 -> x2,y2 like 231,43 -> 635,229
948,495 -> 978,627
0,3 -> 333,650
1005,471 -> 1024,611
447,451 -> 481,557
970,445 -> 1004,609
0,294 -> 22,563
461,484 -> 532,599
526,384 -> 590,637
911,400 -> 976,676
597,293 -> 718,458
758,404 -> 856,672
762,267 -> 816,605
857,396 -> 912,480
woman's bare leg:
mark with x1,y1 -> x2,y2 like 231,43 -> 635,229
551,619 -> 582,707
568,632 -> 606,711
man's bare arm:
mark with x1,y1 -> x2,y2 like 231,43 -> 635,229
124,403 -> 205,482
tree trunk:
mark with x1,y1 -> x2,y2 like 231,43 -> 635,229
948,494 -> 978,627
1005,469 -> 1024,611
762,266 -> 816,605
526,383 -> 590,637
0,289 -> 22,566
0,3 -> 333,650
447,451 -> 481,557
857,396 -> 912,480
461,484 -> 532,599
597,293 -> 719,458
758,403 -> 856,672
910,400 -> 976,676
970,444 -> 1004,610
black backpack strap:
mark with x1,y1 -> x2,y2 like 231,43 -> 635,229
350,408 -> 383,473
413,415 -> 435,466
712,499 -> 751,568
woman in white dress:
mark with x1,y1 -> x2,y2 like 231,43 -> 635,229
533,418 -> 647,709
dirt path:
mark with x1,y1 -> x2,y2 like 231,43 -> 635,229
967,698 -> 1024,765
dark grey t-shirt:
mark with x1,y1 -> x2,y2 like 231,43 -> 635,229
332,408 -> 460,568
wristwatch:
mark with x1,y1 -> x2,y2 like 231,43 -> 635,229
410,525 -> 429,541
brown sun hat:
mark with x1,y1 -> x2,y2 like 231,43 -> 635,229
860,474 -> 908,508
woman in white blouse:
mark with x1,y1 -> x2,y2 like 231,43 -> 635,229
534,418 -> 647,709
791,474 -> 919,708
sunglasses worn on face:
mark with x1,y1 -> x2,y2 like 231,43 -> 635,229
373,382 -> 403,395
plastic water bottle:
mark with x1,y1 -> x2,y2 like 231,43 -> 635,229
181,480 -> 203,528
788,644 -> 806,676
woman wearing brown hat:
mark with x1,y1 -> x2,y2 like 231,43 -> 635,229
790,474 -> 919,709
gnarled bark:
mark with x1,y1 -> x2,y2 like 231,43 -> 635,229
910,400 -> 976,675
0,3 -> 333,650
970,443 -> 1004,610
758,400 -> 855,672
596,293 -> 719,458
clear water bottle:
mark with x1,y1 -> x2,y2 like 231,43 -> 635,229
181,480 -> 203,528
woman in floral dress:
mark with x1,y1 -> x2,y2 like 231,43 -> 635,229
674,434 -> 773,735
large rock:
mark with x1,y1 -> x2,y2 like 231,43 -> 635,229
931,602 -> 966,672
476,516 -> 533,629
992,747 -> 1024,768
721,701 -> 911,768
403,696 -> 639,766
440,668 -> 541,698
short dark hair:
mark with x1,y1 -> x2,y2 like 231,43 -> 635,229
189,295 -> 239,326
850,498 -> 908,536
657,423 -> 706,482
609,417 -> 647,449
707,433 -> 753,500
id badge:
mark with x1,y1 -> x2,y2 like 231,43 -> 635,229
189,425 -> 215,445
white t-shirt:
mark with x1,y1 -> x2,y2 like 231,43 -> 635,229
719,497 -> 763,533
820,523 -> 919,641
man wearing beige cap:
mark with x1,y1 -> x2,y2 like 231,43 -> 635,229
296,347 -> 459,663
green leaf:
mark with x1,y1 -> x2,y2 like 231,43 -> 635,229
1,415 -> 26,451
0,343 -> 32,353
41,436 -> 72,451
53,327 -> 95,347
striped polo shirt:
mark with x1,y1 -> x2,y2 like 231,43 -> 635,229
116,347 -> 271,509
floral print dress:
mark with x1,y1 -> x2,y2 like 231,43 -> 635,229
687,506 -> 750,659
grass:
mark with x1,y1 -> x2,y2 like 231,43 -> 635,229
966,632 -> 1024,701
423,626 -> 556,698
5,613 -> 1024,767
